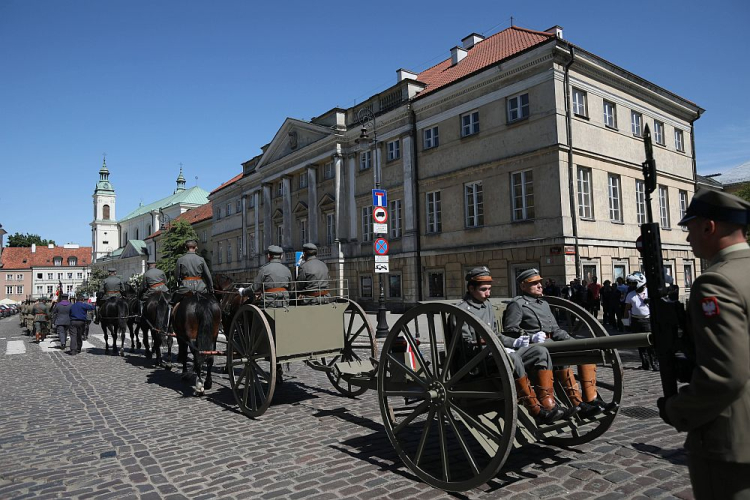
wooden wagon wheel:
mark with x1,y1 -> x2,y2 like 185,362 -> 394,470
540,296 -> 622,446
227,304 -> 277,418
307,300 -> 378,397
377,303 -> 516,492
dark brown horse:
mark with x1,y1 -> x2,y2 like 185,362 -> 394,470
100,296 -> 128,355
172,292 -> 221,396
139,291 -> 172,368
213,274 -> 252,335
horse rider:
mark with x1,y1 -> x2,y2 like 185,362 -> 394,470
238,245 -> 292,308
31,297 -> 50,343
295,243 -> 330,305
171,239 -> 213,307
95,268 -> 125,324
140,258 -> 169,309
503,268 -> 616,418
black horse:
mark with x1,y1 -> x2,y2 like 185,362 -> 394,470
140,291 -> 172,368
123,284 -> 144,353
172,292 -> 221,396
100,296 -> 129,355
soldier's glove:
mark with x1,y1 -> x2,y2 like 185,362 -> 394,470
512,335 -> 529,349
657,397 -> 673,426
531,332 -> 547,344
237,287 -> 246,297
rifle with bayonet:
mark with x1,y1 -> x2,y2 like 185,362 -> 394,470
640,124 -> 693,398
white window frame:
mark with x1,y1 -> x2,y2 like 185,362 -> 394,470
326,213 -> 335,245
324,162 -> 335,179
426,269 -> 445,299
237,236 -> 242,259
603,100 -> 617,129
248,196 -> 256,208
572,88 -> 587,117
77,272 -> 83,279
684,261 -> 695,288
57,273 -> 63,280
659,185 -> 671,228
276,182 -> 284,198
424,126 -> 439,149
464,181 -> 484,228
613,261 -> 629,283
236,200 -> 242,214
227,241 -> 232,263
47,285 -> 53,296
426,191 -> 442,233
388,273 -> 403,299
217,242 -> 223,264
675,129 -> 685,152
67,272 -> 73,279
390,199 -> 402,239
511,170 -> 534,221
5,286 -> 11,295
276,225 -> 283,246
17,274 -> 23,281
5,274 -> 11,281
36,285 -> 43,295
654,120 -> 665,145
360,151 -> 372,171
299,218 -> 308,244
507,92 -> 530,123
360,275 -> 373,298
577,167 -> 593,219
461,110 -> 480,137
679,190 -> 689,231
201,230 -> 207,243
631,111 -> 642,137
361,206 -> 373,242
53,257 -> 62,266
387,139 -> 400,161
636,180 -> 647,225
608,174 -> 622,222
226,203 -> 232,216
47,273 -> 53,280
299,172 -> 308,189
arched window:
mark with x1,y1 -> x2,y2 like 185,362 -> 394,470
103,204 -> 110,219
67,257 -> 77,266
124,232 -> 128,246
147,224 -> 152,235
136,228 -> 139,239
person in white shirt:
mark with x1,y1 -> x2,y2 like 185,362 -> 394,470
624,272 -> 658,371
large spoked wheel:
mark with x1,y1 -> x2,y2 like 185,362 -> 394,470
227,304 -> 277,418
378,303 -> 516,492
541,296 -> 622,446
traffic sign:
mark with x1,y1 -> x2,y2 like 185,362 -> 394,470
635,235 -> 643,254
375,262 -> 390,273
372,189 -> 387,207
374,255 -> 389,263
374,238 -> 389,255
373,206 -> 388,223
374,223 -> 388,234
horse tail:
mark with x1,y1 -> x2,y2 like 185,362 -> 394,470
156,293 -> 170,333
117,298 -> 129,331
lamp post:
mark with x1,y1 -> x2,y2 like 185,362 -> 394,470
357,108 -> 389,339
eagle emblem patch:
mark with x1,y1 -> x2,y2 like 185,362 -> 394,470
701,297 -> 720,317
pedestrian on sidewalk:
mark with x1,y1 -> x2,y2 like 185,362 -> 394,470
52,294 -> 72,350
69,296 -> 95,355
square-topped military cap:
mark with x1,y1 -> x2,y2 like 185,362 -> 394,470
267,245 -> 284,255
302,243 -> 317,252
517,268 -> 543,284
678,189 -> 750,226
108,268 -> 117,273
146,258 -> 156,264
465,266 -> 493,282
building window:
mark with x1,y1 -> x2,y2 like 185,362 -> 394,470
424,126 -> 439,149
603,100 -> 617,129
103,204 -> 111,219
68,257 -> 77,266
276,225 -> 283,246
684,262 -> 694,288
360,151 -> 372,171
679,190 -> 689,231
361,206 -> 373,242
248,196 -> 255,208
636,180 -> 647,224
464,181 -> 484,228
47,285 -> 53,295
299,219 -> 308,244
426,191 -> 442,233
147,224 -> 152,235
201,230 -> 207,243
37,273 -> 42,279
57,273 -> 63,280
675,129 -> 685,152
360,275 -> 373,298
36,285 -> 43,295
659,185 -> 671,228
390,199 -> 402,239
577,167 -> 593,219
572,88 -> 587,117
387,140 -> 400,161
16,274 -> 23,281
53,257 -> 62,266
389,274 -> 402,298
613,262 -> 628,283
326,213 -> 335,245
16,285 -> 22,294
5,286 -> 11,295
217,242 -> 223,264
461,110 -> 480,137
67,272 -> 73,279
427,270 -> 445,298
608,174 -> 622,222
631,111 -> 642,137
511,170 -> 534,221
227,242 -> 232,263
236,200 -> 242,213
507,93 -> 530,122
77,272 -> 83,279
47,273 -> 53,280
237,236 -> 242,259
5,274 -> 11,281
299,172 -> 308,189
226,203 -> 232,216
216,208 -> 221,220
276,182 -> 284,198
654,120 -> 665,145
66,285 -> 73,294
324,162 -> 335,179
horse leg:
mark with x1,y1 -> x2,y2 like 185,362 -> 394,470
129,324 -> 136,353
193,351 -> 205,396
120,326 -> 126,356
104,325 -> 110,352
204,355 -> 214,391
135,323 -> 142,351
164,334 -> 173,371
143,325 -> 151,359
178,340 -> 190,380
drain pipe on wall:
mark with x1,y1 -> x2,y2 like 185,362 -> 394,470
690,110 -> 702,192
564,46 -> 581,276
410,105 -> 424,301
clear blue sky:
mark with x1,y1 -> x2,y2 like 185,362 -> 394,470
1,0 -> 748,248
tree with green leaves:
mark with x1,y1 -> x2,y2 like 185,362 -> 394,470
733,184 -> 750,243
6,232 -> 56,247
157,219 -> 199,289
75,267 -> 108,298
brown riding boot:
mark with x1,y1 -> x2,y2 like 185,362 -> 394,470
516,374 -> 567,425
536,369 -> 577,422
578,364 -> 617,413
556,367 -> 601,418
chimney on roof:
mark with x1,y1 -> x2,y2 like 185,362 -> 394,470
31,244 -> 36,253
450,46 -> 467,66
396,68 -> 417,83
461,33 -> 485,50
545,25 -> 564,39
48,243 -> 54,249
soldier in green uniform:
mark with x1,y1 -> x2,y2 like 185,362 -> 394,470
171,239 -> 214,306
140,259 -> 169,307
95,268 -> 125,324
503,268 -> 612,418
457,267 -> 575,424
661,189 -> 750,499
296,243 -> 330,305
238,245 -> 292,308
31,298 -> 50,343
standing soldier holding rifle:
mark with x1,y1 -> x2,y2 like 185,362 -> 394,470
640,124 -> 750,498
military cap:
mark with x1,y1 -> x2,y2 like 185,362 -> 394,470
465,266 -> 493,283
302,243 -> 317,252
517,268 -> 543,284
108,268 -> 117,273
677,189 -> 750,226
146,258 -> 157,265
60,294 -> 68,299
267,245 -> 283,256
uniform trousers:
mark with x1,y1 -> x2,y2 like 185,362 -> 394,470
507,344 -> 552,379
69,320 -> 87,355
688,454 -> 750,499
56,325 -> 69,348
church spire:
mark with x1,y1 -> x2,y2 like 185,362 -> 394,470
175,163 -> 186,193
95,155 -> 114,194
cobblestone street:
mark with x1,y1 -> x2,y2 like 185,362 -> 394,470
0,315 -> 693,499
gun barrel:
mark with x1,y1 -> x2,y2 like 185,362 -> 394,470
543,333 -> 652,354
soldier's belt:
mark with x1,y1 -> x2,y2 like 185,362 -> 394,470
106,291 -> 120,294
300,290 -> 329,297
150,282 -> 165,288
183,277 -> 202,281
264,287 -> 287,293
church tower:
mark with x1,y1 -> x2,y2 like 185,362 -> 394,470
174,165 -> 186,194
90,157 -> 120,262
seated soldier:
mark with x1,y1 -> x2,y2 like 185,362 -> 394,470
295,243 -> 330,305
95,268 -> 125,324
239,245 -> 292,308
503,268 -> 616,418
458,267 -> 575,424
140,258 -> 169,309
171,239 -> 214,307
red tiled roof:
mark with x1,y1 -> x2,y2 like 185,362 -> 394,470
146,201 -> 213,239
416,26 -> 554,98
210,173 -> 243,195
0,246 -> 93,270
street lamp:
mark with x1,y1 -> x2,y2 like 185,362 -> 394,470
357,108 -> 389,339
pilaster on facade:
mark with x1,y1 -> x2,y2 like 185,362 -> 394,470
333,153 -> 344,246
346,153 -> 357,242
262,184 -> 272,251
281,176 -> 293,250
306,165 -> 318,244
